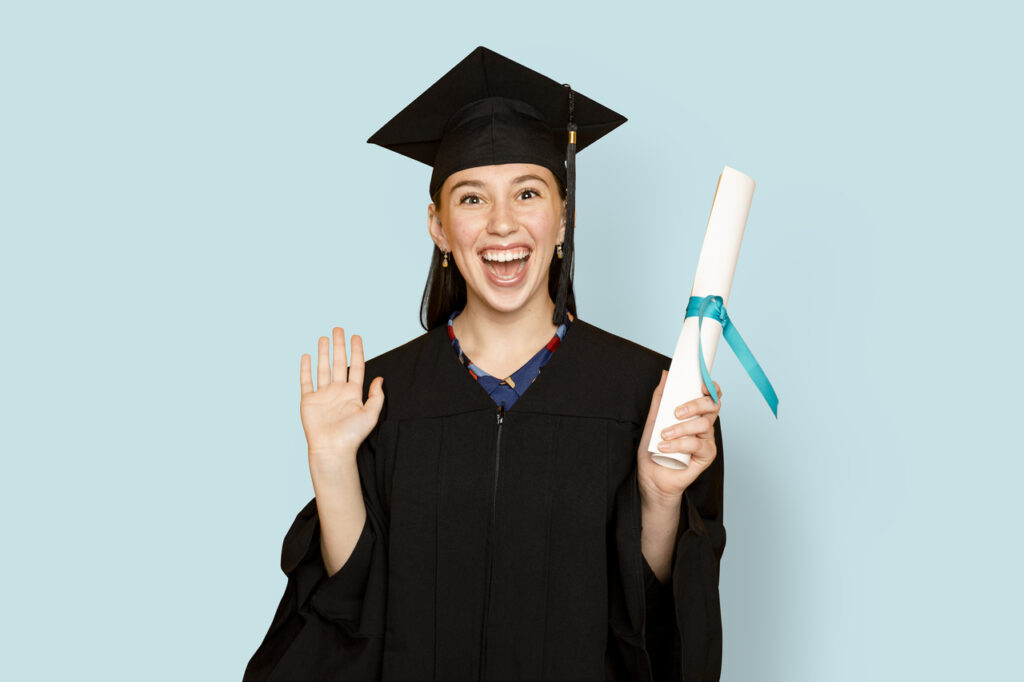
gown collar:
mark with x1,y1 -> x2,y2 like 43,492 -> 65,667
394,315 -> 639,421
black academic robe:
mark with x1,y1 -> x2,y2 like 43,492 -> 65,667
244,319 -> 725,681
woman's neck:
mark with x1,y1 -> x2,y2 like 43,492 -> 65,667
452,296 -> 559,379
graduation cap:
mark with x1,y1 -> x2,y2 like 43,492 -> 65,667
368,46 -> 627,325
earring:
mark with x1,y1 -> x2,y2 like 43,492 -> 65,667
556,243 -> 564,260
442,251 -> 450,268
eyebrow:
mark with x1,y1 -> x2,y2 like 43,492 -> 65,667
448,174 -> 551,197
511,174 -> 549,187
448,180 -> 484,198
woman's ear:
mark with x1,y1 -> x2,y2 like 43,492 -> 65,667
427,203 -> 449,250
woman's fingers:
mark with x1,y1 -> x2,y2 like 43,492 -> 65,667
699,380 -> 723,401
675,395 -> 720,420
656,434 -> 712,456
349,334 -> 365,388
307,327 -> 368,393
660,383 -> 722,442
659,415 -> 713,441
317,336 -> 331,390
300,354 -> 313,395
331,327 -> 347,385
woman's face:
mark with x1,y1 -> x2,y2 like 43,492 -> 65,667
429,163 -> 565,318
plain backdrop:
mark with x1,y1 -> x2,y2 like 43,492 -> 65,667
2,1 -> 1021,680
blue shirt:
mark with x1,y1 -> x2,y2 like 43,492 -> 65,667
446,309 -> 572,409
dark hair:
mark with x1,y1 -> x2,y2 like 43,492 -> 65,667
420,180 -> 574,330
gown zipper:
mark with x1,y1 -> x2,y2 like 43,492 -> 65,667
478,405 -> 504,679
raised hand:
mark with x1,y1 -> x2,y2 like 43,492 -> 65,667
300,327 -> 384,474
637,371 -> 722,503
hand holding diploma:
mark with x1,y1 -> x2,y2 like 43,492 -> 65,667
636,371 -> 724,582
637,370 -> 724,503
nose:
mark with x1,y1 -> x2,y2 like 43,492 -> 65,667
487,197 -> 516,237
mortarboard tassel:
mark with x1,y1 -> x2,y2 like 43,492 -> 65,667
553,85 -> 577,325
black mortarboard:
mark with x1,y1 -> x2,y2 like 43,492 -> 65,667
368,46 -> 627,324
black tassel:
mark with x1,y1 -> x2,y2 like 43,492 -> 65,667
554,85 -> 577,325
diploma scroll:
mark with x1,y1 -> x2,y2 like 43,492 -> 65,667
650,166 -> 755,469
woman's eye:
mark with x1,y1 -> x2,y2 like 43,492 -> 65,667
459,194 -> 481,205
518,189 -> 539,200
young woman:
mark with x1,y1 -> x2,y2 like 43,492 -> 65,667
244,47 -> 726,681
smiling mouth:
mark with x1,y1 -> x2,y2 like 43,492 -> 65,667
480,248 -> 531,281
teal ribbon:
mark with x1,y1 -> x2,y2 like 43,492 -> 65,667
685,295 -> 779,417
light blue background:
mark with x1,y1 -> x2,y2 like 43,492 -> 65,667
2,1 -> 1021,679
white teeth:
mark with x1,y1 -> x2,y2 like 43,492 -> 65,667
481,249 -> 530,262
485,257 -> 529,281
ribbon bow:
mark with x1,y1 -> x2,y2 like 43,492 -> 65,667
685,295 -> 779,417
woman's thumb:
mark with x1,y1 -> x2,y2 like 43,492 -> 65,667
641,370 -> 668,443
364,376 -> 385,417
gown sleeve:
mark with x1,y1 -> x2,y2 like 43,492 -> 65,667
644,416 -> 726,682
243,427 -> 389,681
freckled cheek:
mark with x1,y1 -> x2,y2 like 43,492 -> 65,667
514,210 -> 559,237
447,223 -> 485,253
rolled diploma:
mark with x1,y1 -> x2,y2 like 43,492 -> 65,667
650,166 -> 755,469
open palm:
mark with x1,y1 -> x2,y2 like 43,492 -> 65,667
300,327 -> 384,464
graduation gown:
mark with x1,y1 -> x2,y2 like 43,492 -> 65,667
244,319 -> 726,681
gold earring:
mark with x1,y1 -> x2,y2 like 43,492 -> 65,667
556,243 -> 564,260
442,251 -> 450,268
